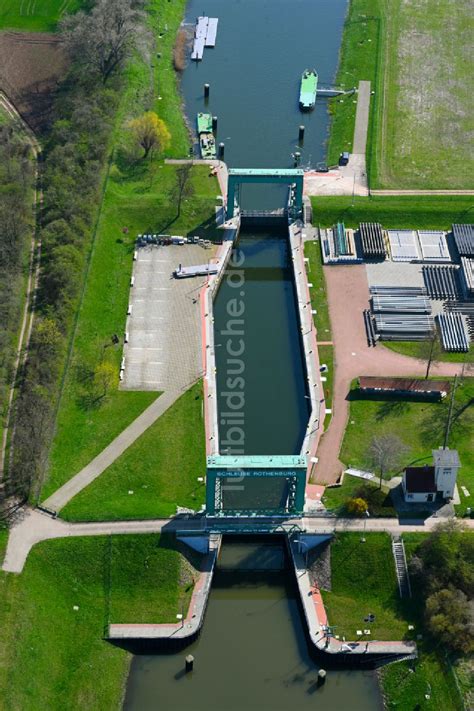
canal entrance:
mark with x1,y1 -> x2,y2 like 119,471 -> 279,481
124,540 -> 383,711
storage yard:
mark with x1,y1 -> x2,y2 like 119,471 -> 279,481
319,222 -> 474,353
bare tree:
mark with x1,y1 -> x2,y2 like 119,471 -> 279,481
60,0 -> 147,83
366,434 -> 408,488
417,332 -> 442,379
172,163 -> 194,218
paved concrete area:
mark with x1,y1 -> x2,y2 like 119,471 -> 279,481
123,243 -> 210,390
304,81 -> 370,197
312,263 -> 465,484
366,261 -> 445,317
3,508 -> 472,574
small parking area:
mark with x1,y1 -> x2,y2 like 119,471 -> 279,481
122,243 -> 214,391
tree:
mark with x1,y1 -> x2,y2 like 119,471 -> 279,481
128,112 -> 171,159
417,332 -> 442,379
60,0 -> 146,83
346,497 -> 368,515
425,588 -> 473,654
93,361 -> 118,399
366,434 -> 408,488
172,163 -> 194,217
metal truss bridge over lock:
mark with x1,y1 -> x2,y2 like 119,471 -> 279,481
226,168 -> 304,221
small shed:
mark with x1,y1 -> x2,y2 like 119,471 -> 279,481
402,466 -> 437,503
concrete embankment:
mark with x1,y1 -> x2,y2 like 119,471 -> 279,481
287,536 -> 417,667
288,222 -> 324,476
108,534 -> 221,648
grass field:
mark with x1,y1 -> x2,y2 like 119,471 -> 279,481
322,476 -> 397,517
0,534 -> 198,709
310,195 -> 474,229
383,341 -> 474,365
328,0 -> 473,188
340,379 -> 474,516
304,240 -> 332,338
41,0 -> 218,502
322,533 -> 407,639
61,382 -> 206,521
0,0 -> 84,32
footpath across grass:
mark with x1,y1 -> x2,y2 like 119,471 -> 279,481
42,0 -> 219,502
310,195 -> 474,229
0,534 -> 199,710
340,379 -> 474,516
61,382 -> 206,521
0,0 -> 84,32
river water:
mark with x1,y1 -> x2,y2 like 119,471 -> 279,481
124,1 -> 383,708
124,541 -> 382,711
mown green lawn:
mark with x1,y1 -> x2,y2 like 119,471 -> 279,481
340,379 -> 474,516
61,381 -> 206,521
0,0 -> 84,31
42,0 -> 219,502
304,240 -> 332,339
322,533 -> 407,640
322,476 -> 396,517
0,533 -> 198,710
383,341 -> 474,365
310,195 -> 474,229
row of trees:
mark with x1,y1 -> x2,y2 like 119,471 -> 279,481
409,521 -> 473,654
2,0 -> 148,517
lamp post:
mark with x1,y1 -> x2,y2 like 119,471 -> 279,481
361,510 -> 370,543
176,613 -> 184,629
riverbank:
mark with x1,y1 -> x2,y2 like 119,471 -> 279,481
328,0 -> 474,189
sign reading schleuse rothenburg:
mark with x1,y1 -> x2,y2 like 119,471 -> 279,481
206,454 -> 307,516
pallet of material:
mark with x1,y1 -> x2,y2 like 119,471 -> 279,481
371,295 -> 431,314
387,230 -> 420,262
460,257 -> 474,296
418,231 -> 451,262
359,222 -> 386,260
422,265 -> 460,300
369,286 -> 427,296
452,224 -> 474,257
320,226 -> 360,264
374,313 -> 434,341
437,312 -> 470,352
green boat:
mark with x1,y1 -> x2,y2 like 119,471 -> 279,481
299,69 -> 318,110
197,112 -> 213,134
196,112 -> 216,158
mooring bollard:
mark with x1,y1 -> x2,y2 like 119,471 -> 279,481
212,115 -> 218,131
299,125 -> 305,140
204,83 -> 210,97
317,669 -> 327,686
294,151 -> 301,167
219,142 -> 225,158
185,654 -> 194,673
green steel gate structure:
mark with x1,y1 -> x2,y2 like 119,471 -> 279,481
206,455 -> 307,516
226,168 -> 304,221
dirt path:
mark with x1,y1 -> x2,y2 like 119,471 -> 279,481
312,264 -> 465,484
0,92 -> 42,481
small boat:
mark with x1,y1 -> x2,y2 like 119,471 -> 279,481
197,112 -> 213,134
197,112 -> 216,158
299,69 -> 318,110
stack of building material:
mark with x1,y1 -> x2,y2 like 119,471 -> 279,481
370,286 -> 433,340
418,231 -> 451,262
422,265 -> 460,300
452,224 -> 474,257
374,313 -> 434,340
371,295 -> 431,314
460,257 -> 474,297
437,312 -> 470,352
444,301 -> 474,340
359,222 -> 386,260
320,225 -> 360,264
387,230 -> 420,262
